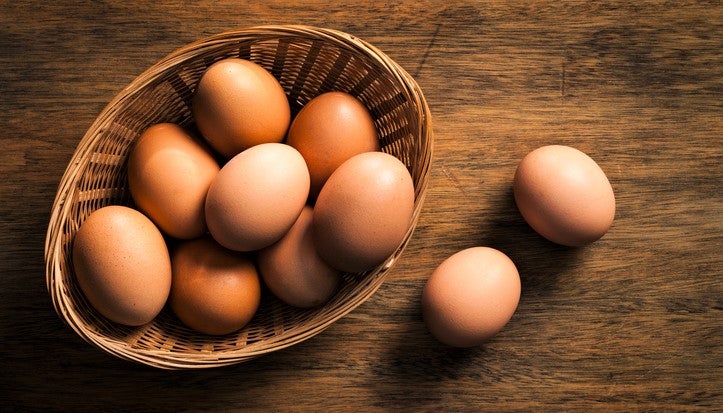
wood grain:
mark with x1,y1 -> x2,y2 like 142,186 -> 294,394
1,1 -> 721,411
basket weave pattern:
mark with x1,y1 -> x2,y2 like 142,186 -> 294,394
45,25 -> 432,369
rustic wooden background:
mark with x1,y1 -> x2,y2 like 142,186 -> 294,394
1,1 -> 721,411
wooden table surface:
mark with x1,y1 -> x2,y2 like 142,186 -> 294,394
1,1 -> 721,411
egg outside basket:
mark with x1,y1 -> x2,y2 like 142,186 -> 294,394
45,25 -> 433,369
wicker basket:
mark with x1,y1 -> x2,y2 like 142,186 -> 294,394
45,25 -> 433,369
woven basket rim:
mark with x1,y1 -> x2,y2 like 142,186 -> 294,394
45,24 -> 434,369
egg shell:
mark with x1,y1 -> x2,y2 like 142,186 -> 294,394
127,123 -> 220,239
513,145 -> 616,247
421,247 -> 521,347
72,205 -> 172,326
192,58 -> 291,158
312,151 -> 415,273
169,237 -> 261,336
286,91 -> 379,199
258,206 -> 340,308
205,143 -> 310,252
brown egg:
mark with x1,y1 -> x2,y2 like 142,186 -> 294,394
169,237 -> 261,335
192,58 -> 290,158
312,152 -> 415,273
205,143 -> 310,252
513,145 -> 616,247
286,92 -> 379,199
72,205 -> 172,326
127,123 -> 219,239
422,247 -> 521,347
258,206 -> 340,308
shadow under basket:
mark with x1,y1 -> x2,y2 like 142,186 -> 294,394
44,25 -> 433,369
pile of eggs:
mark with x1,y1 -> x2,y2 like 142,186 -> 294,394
73,57 -> 617,348
72,58 -> 415,335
